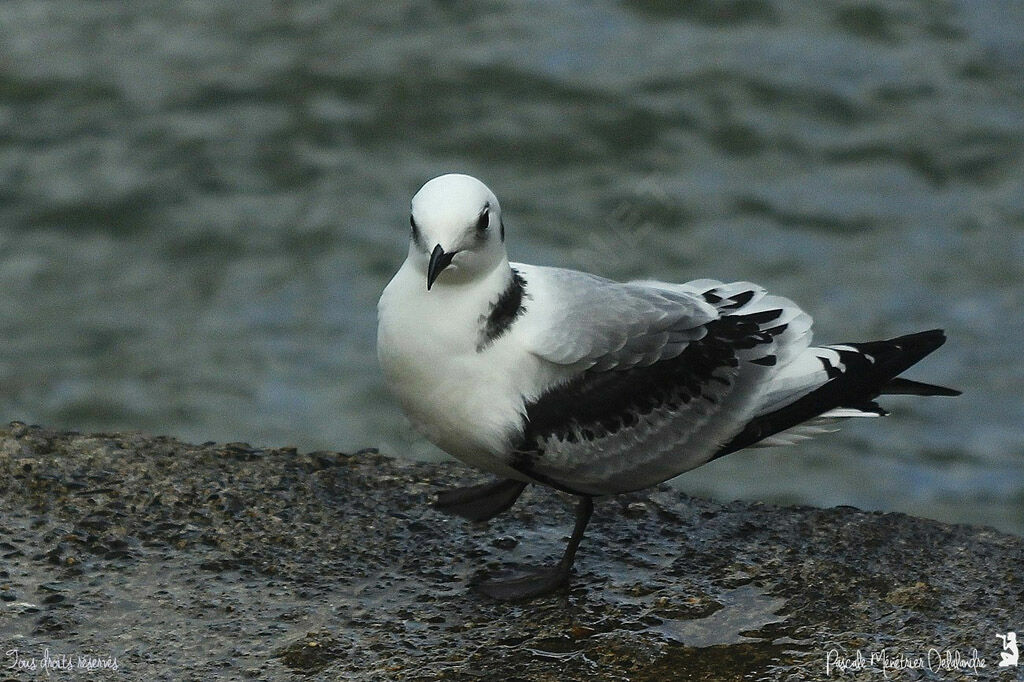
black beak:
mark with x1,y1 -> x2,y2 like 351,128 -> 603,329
427,244 -> 456,290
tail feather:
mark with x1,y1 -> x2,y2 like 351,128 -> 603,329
882,377 -> 961,397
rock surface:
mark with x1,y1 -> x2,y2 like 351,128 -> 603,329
1,422 -> 1021,680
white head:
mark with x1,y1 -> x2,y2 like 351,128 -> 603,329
408,174 -> 508,290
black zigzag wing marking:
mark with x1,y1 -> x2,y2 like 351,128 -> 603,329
750,354 -> 777,366
714,329 -> 954,458
477,269 -> 527,351
512,308 -> 788,479
721,290 -> 755,309
819,355 -> 843,380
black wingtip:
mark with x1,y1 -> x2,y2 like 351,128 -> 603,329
880,329 -> 960,396
865,329 -> 949,375
713,327 -> 959,459
892,328 -> 946,353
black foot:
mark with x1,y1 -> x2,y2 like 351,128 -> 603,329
473,566 -> 569,601
474,496 -> 595,602
433,478 -> 527,522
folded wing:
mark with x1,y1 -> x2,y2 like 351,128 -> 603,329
509,267 -> 812,495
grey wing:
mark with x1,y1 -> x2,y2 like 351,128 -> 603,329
511,264 -> 720,371
509,266 -> 814,495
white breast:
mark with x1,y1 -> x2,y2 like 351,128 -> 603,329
377,259 -> 541,480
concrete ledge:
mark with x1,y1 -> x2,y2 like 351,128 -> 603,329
1,422 -> 1020,679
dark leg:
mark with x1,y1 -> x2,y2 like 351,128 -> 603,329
433,478 -> 528,522
474,495 -> 594,601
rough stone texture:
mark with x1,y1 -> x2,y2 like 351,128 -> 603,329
1,422 -> 1021,681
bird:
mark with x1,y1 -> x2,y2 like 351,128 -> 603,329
376,173 -> 960,601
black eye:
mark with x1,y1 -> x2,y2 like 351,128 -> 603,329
476,209 -> 489,231
410,214 -> 417,231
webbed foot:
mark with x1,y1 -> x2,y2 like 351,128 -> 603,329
433,478 -> 527,522
474,495 -> 594,602
473,565 -> 570,601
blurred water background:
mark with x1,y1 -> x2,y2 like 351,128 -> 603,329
1,1 -> 1021,534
